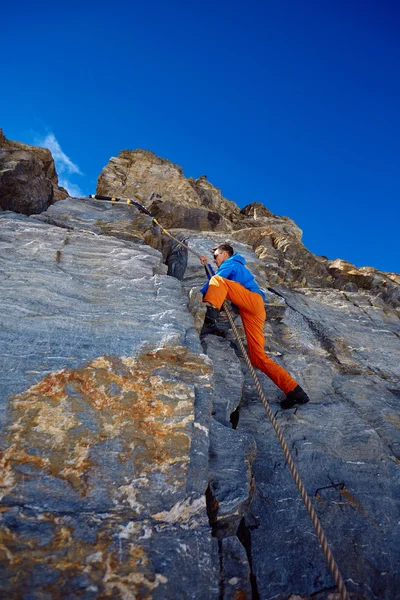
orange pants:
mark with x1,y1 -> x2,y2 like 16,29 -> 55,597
204,276 -> 298,394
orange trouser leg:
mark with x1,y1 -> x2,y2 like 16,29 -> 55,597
204,276 -> 298,394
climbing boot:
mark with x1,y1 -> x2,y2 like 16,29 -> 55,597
205,301 -> 219,310
280,385 -> 310,410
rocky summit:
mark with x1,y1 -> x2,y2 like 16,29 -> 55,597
0,129 -> 68,216
0,139 -> 399,600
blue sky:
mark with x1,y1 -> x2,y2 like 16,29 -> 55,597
2,0 -> 399,273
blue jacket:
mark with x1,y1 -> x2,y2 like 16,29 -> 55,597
200,254 -> 265,300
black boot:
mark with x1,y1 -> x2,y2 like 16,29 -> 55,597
200,306 -> 227,338
280,385 -> 310,410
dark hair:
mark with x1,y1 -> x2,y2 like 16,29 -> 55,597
213,243 -> 234,257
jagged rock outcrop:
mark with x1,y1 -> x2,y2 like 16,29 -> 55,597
96,148 -> 399,303
188,175 -> 240,222
1,144 -> 399,599
149,198 -> 233,232
0,129 -> 68,215
97,150 -> 200,207
325,258 -> 400,310
232,225 -> 334,288
237,202 -> 303,239
96,149 -> 240,221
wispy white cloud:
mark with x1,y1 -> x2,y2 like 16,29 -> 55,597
40,133 -> 82,175
58,178 -> 83,198
37,132 -> 83,197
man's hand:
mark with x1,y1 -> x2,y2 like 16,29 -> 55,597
200,256 -> 209,265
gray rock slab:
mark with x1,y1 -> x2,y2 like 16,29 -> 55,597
0,506 -> 219,600
233,341 -> 399,599
209,419 -> 256,537
0,213 -> 195,407
201,335 -> 244,426
274,287 -> 400,382
33,196 -> 154,242
220,536 -> 252,600
0,213 -> 220,598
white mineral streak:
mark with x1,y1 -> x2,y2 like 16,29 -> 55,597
86,552 -> 103,564
117,483 -> 146,513
60,444 -> 90,479
169,415 -> 194,428
175,400 -> 192,410
194,422 -> 209,436
151,497 -> 206,523
139,525 -> 152,540
105,575 -> 168,600
0,449 -> 16,500
0,543 -> 14,564
118,521 -> 142,539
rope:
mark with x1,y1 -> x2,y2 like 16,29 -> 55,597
89,193 -> 350,599
220,301 -> 350,600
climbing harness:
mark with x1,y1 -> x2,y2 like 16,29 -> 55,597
89,193 -> 350,600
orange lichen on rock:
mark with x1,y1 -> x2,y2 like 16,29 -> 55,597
0,510 -> 168,598
0,344 -> 213,597
339,486 -> 364,511
1,346 -> 212,504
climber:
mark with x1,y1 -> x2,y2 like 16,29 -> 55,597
199,244 -> 310,410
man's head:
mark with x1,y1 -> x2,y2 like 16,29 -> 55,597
212,243 -> 234,267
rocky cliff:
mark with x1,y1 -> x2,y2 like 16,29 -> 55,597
0,143 -> 399,600
0,129 -> 68,215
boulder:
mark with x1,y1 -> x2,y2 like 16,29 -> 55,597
0,129 -> 68,215
96,150 -> 240,222
96,149 -> 204,209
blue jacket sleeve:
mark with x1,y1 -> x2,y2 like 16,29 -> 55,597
200,264 -> 215,296
205,264 -> 215,280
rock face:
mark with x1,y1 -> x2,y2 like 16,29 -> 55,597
0,129 -> 68,215
1,145 -> 399,599
0,213 -> 218,598
96,149 -> 240,220
238,201 -> 303,239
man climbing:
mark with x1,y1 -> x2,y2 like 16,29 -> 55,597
200,243 -> 310,410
